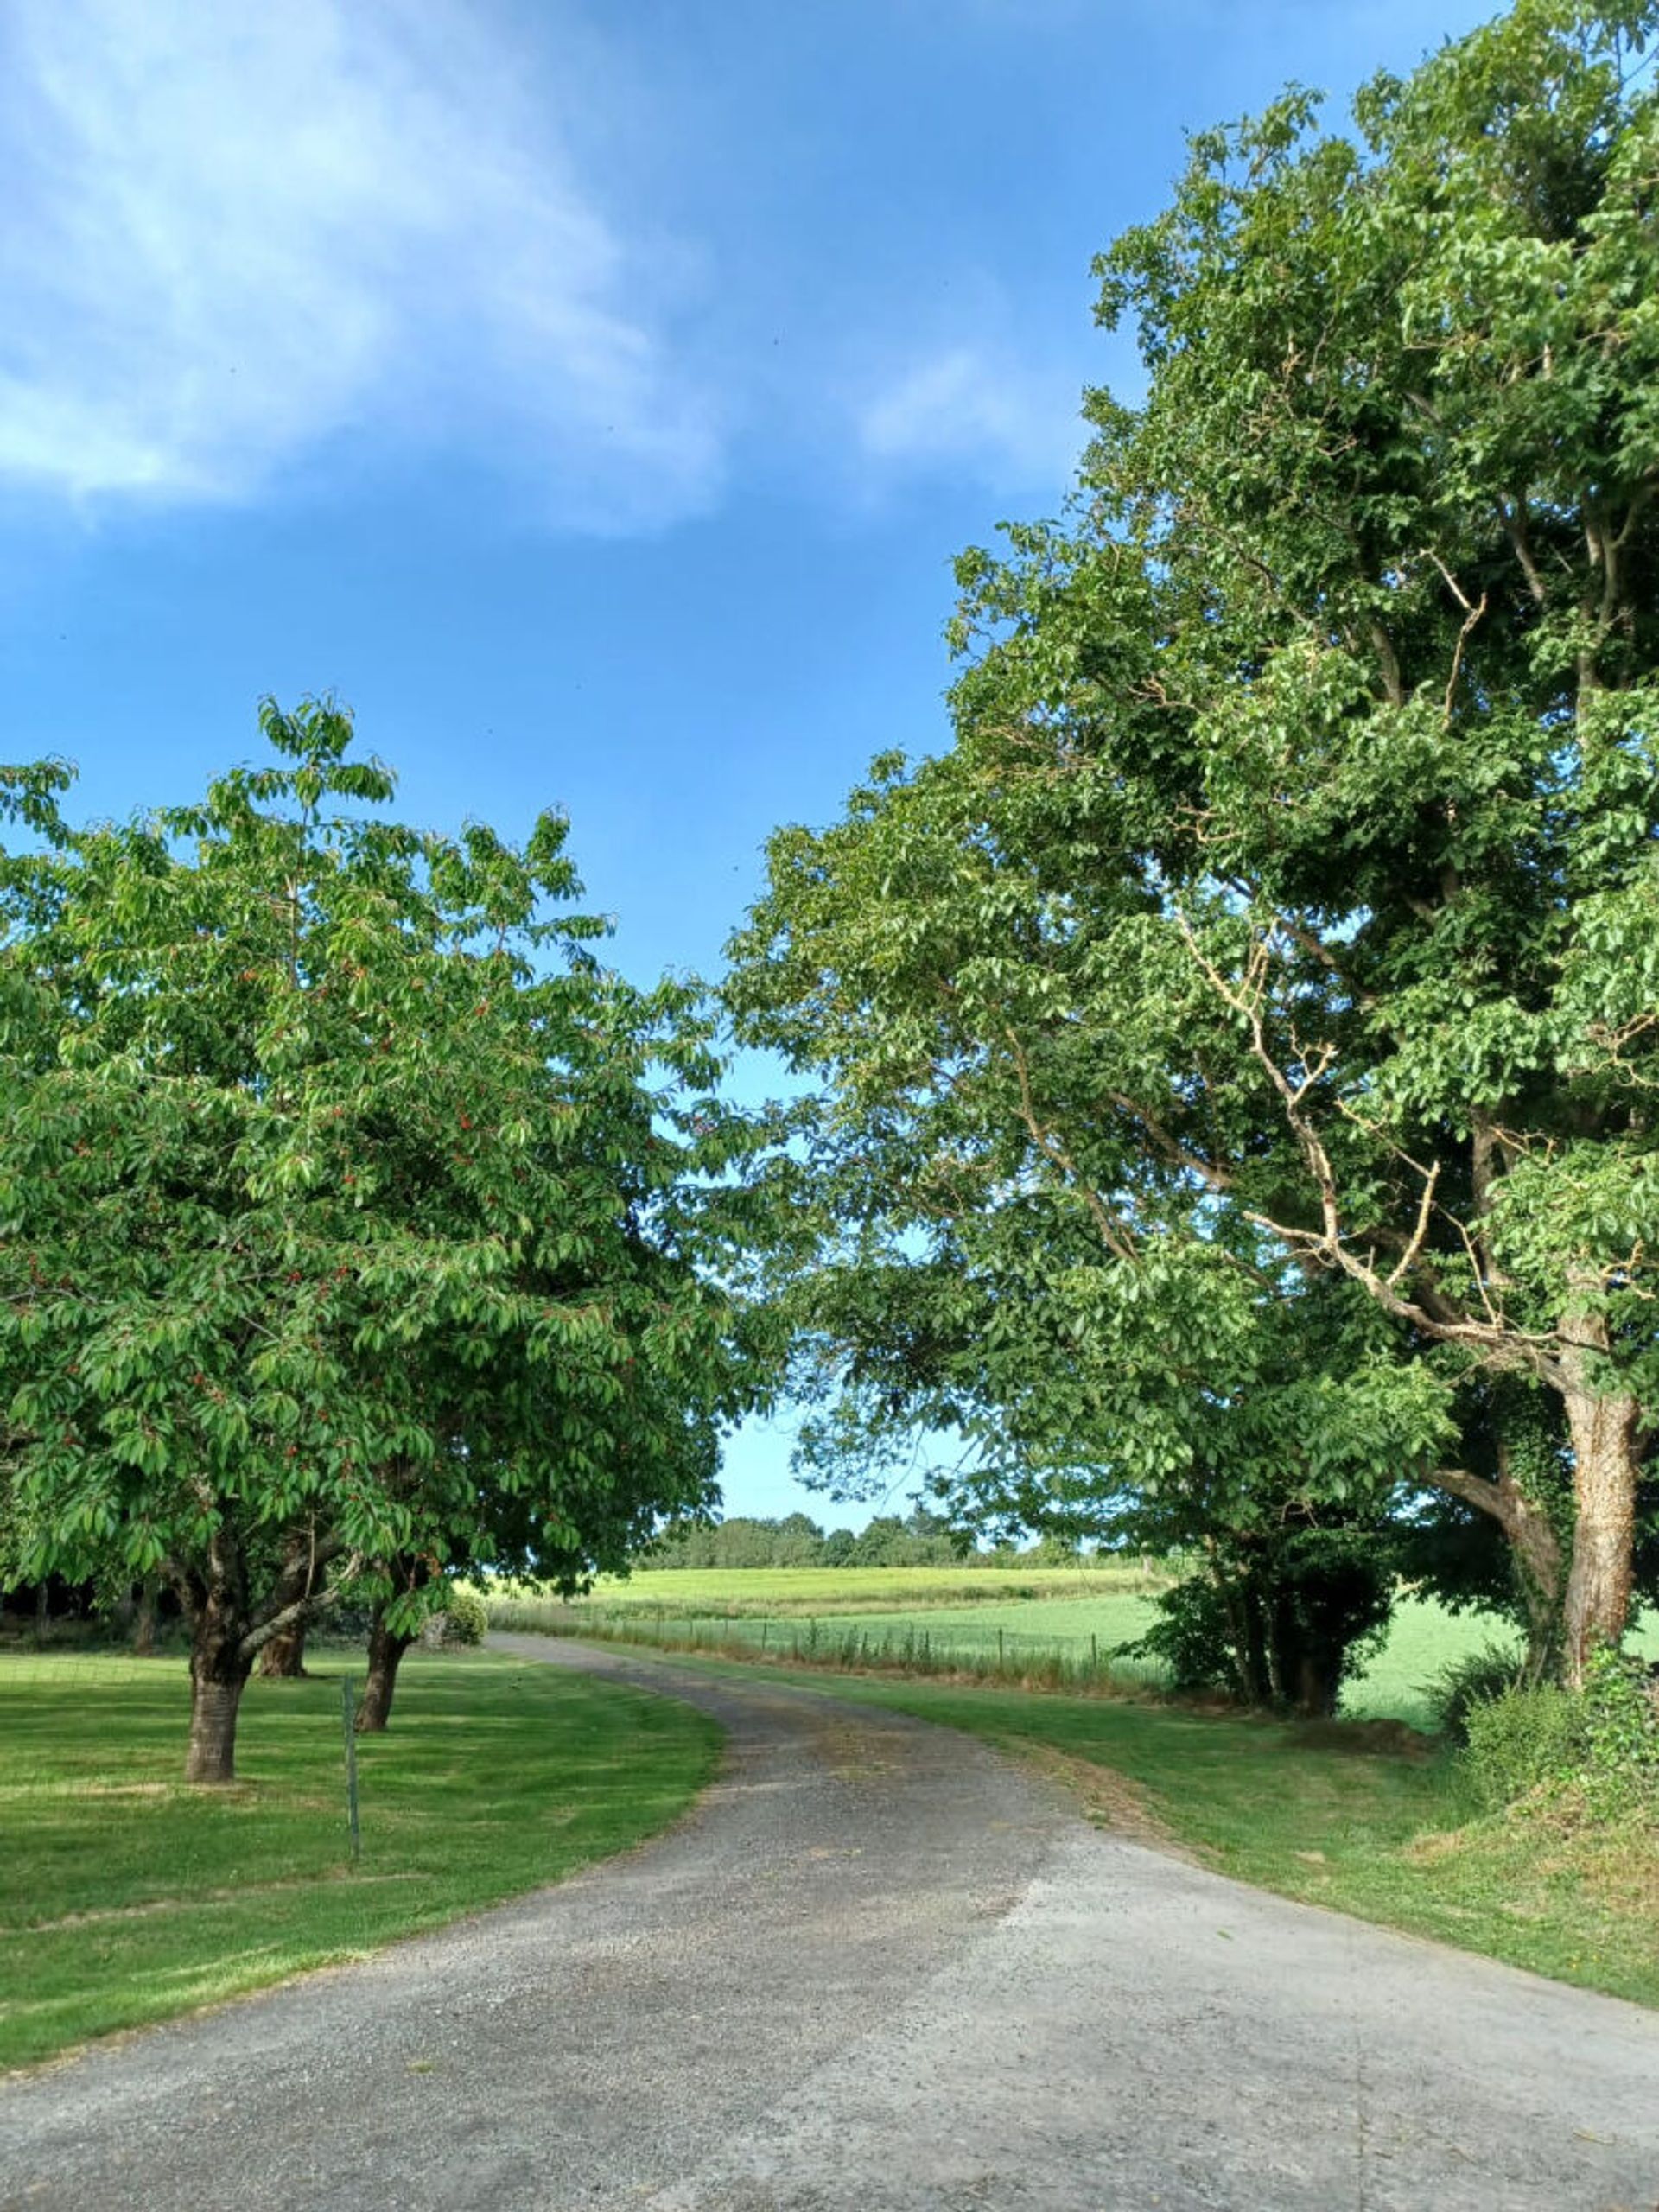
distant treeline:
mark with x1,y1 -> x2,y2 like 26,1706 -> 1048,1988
640,1510 -> 1084,1571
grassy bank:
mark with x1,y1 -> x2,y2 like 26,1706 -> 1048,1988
643,1649 -> 1659,2011
0,1649 -> 721,2071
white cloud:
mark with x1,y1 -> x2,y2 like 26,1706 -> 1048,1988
0,0 -> 721,528
855,345 -> 1087,494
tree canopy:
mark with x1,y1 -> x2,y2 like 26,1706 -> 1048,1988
0,701 -> 755,1775
728,0 -> 1659,1686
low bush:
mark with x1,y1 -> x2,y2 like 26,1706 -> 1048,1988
434,1588 -> 489,1647
1460,1681 -> 1587,1809
1116,1526 -> 1395,1719
1460,1650 -> 1659,1818
1421,1640 -> 1523,1745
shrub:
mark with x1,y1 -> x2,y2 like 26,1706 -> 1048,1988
1460,1651 -> 1659,1818
435,1588 -> 489,1647
1421,1640 -> 1524,1745
1460,1682 -> 1589,1810
1116,1522 -> 1395,1717
1117,1576 -> 1235,1697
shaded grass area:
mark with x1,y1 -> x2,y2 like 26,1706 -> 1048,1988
639,1649 -> 1659,2012
0,1651 -> 721,2071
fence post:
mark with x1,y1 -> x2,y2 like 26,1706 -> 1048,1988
1091,1631 -> 1099,1673
340,1677 -> 362,1861
997,1626 -> 1005,1668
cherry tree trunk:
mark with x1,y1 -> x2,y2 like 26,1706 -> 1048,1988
187,1631 -> 252,1783
356,1611 -> 415,1733
184,1529 -> 253,1783
258,1624 -> 308,1679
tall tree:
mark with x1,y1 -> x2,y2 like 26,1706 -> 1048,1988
729,0 -> 1659,1681
0,702 -> 750,1777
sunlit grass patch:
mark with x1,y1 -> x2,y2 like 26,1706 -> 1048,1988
0,1649 -> 721,2071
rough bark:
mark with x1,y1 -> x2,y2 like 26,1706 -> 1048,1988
1560,1376 -> 1642,1687
185,1529 -> 254,1784
356,1606 -> 415,1732
258,1624 -> 309,1679
1553,1287 -> 1642,1684
173,1521 -> 350,1779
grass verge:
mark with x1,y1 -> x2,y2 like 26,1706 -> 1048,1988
629,1648 -> 1659,2011
0,1649 -> 721,2072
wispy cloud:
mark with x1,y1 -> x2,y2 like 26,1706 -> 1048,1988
855,343 -> 1087,496
0,0 -> 721,528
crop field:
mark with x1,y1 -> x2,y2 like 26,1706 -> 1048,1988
487,1572 -> 1659,1730
489,1560 -> 1174,1618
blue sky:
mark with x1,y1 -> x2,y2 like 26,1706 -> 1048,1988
1,0 -> 1490,1525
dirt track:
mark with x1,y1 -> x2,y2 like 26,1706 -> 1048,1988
2,1636 -> 1656,2211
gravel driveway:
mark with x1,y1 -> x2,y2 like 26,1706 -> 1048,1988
2,1635 -> 1656,2211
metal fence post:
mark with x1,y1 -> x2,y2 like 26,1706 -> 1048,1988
341,1676 -> 361,1861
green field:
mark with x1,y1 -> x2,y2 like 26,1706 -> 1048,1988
493,1560 -> 1172,1617
490,1572 -> 1659,1731
498,1574 -> 1659,1725
0,1649 -> 721,2071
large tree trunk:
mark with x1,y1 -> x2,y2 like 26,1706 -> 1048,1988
1560,1375 -> 1642,1688
1556,1293 -> 1643,1686
356,1606 -> 415,1733
175,1522 -> 346,1780
186,1663 -> 250,1784
258,1623 -> 308,1679
185,1530 -> 254,1784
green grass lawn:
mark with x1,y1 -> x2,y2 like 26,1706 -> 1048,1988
0,1649 -> 721,2072
658,1650 -> 1659,2011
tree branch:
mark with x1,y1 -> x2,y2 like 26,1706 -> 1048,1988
1173,909 -> 1565,1382
1003,1028 -> 1141,1265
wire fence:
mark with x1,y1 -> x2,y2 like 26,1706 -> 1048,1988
0,1650 -> 190,1688
486,1600 -> 1171,1694
0,1606 -> 1173,1696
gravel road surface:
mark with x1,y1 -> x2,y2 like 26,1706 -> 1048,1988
2,1635 -> 1656,2212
